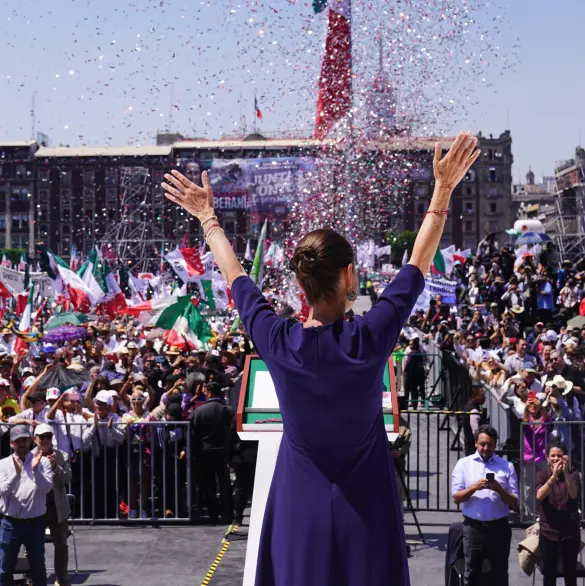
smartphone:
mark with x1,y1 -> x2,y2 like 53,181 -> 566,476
155,356 -> 165,363
486,473 -> 495,482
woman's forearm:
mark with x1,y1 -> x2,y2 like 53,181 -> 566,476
205,225 -> 247,287
408,184 -> 453,276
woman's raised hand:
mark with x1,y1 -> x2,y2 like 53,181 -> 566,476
433,131 -> 481,190
162,170 -> 214,222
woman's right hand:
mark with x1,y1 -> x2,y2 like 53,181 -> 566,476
433,132 -> 480,189
162,170 -> 215,222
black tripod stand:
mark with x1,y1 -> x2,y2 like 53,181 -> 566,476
395,464 -> 426,546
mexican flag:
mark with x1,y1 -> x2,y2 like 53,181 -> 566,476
200,272 -> 233,311
165,247 -> 205,283
432,245 -> 456,276
250,220 -> 267,287
38,246 -> 93,311
150,295 -> 213,350
121,295 -> 180,322
14,283 -> 34,355
314,0 -> 352,139
94,255 -> 127,316
78,248 -> 105,306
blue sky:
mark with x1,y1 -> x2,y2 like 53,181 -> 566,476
0,0 -> 582,181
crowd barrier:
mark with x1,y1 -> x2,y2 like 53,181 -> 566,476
1,421 -> 194,523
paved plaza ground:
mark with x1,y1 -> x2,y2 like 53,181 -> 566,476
31,512 -> 540,586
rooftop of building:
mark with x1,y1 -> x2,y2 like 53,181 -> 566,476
0,130 -> 512,159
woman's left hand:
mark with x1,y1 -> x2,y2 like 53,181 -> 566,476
162,170 -> 214,222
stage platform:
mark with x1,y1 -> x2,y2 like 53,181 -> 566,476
35,512 -> 535,585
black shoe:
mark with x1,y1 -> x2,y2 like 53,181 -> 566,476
406,545 -> 412,558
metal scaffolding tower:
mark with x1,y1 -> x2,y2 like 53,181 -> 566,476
100,166 -> 167,271
549,153 -> 585,262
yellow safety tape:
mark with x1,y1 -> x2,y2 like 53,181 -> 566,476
199,525 -> 239,586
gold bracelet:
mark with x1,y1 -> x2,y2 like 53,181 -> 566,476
200,214 -> 218,227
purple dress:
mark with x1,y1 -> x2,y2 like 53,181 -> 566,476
232,264 -> 425,586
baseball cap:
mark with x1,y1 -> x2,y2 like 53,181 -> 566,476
23,376 -> 36,390
10,424 -> 32,441
0,378 -> 10,388
94,390 -> 113,406
34,423 -> 53,437
46,388 -> 61,401
127,342 -> 137,350
65,389 -> 81,402
105,390 -> 119,399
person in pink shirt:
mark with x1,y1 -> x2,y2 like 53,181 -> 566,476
522,392 -> 551,517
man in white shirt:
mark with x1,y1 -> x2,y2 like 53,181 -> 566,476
452,425 -> 518,586
0,424 -> 53,585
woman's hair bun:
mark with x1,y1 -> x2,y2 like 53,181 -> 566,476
291,248 -> 318,278
289,229 -> 354,305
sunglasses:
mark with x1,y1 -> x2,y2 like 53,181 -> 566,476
131,398 -> 145,403
37,433 -> 52,440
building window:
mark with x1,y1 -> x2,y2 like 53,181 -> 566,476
62,208 -> 71,221
464,238 -> 475,249
465,202 -> 474,214
83,187 -> 95,202
62,224 -> 71,234
489,168 -> 497,182
466,187 -> 473,195
39,189 -> 50,203
39,224 -> 48,236
417,203 -> 425,215
106,188 -> 118,203
108,209 -> 117,221
464,220 -> 473,233
464,169 -> 476,182
12,214 -> 29,230
490,203 -> 497,213
37,170 -> 50,183
60,170 -> 72,186
11,188 -> 29,201
0,215 -> 5,230
60,189 -> 72,204
15,165 -> 26,178
105,168 -> 118,185
82,170 -> 95,185
488,221 -> 499,232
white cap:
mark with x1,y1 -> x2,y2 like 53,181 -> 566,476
46,387 -> 61,400
22,376 -> 36,389
0,377 -> 10,388
34,423 -> 54,436
94,390 -> 113,406
106,389 -> 120,399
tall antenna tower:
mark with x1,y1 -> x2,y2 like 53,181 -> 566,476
100,167 -> 167,271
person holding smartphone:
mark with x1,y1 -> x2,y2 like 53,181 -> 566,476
451,424 -> 519,586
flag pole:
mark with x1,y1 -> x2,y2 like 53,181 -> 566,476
253,89 -> 257,134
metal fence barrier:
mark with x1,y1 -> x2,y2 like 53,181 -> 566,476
0,421 -> 194,523
393,352 -> 446,409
